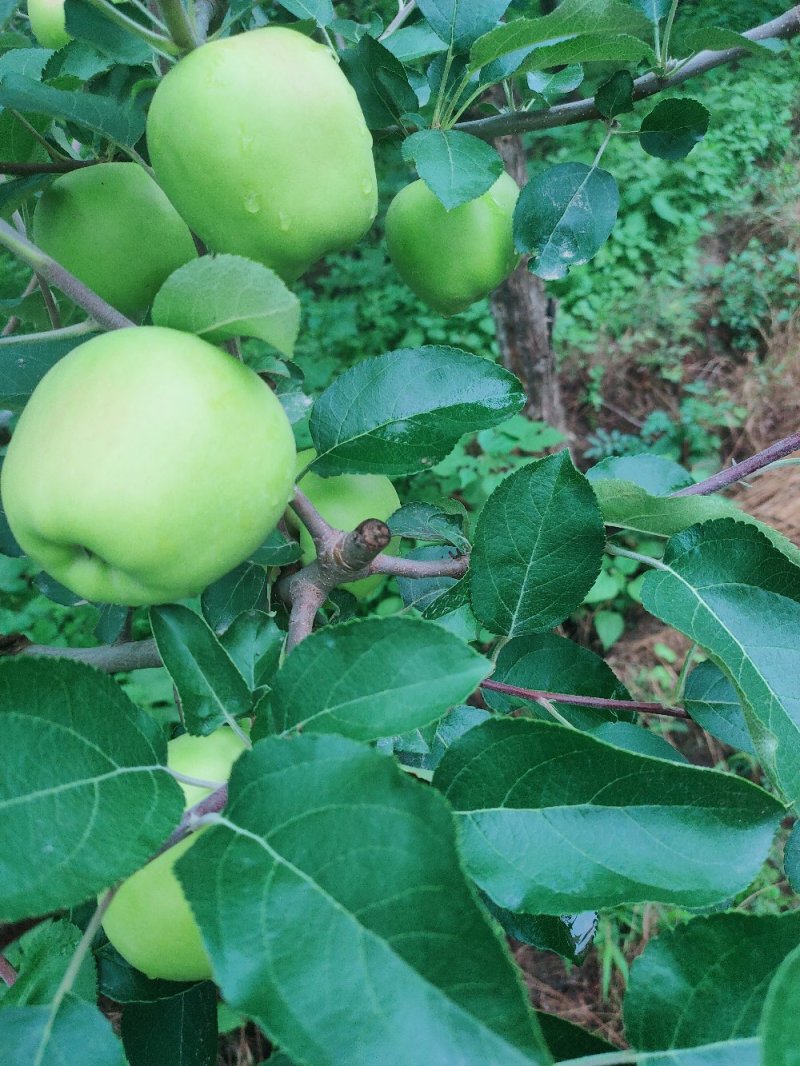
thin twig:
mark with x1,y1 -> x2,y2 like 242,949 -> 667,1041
671,431 -> 800,497
17,638 -> 161,672
35,272 -> 61,329
1,275 -> 38,336
157,0 -> 198,51
0,954 -> 18,986
481,678 -> 690,719
370,553 -> 469,579
379,0 -> 416,40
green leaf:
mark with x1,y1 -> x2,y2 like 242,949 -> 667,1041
401,129 -> 504,210
248,528 -> 302,566
309,346 -> 525,476
632,0 -> 668,22
0,920 -> 95,1007
761,942 -> 800,1066
484,631 -> 633,729
0,173 -> 54,219
387,501 -> 470,552
526,64 -> 584,103
586,454 -> 695,495
470,453 -> 605,636
339,33 -> 418,128
151,255 -> 300,358
219,611 -> 283,693
200,562 -> 268,635
149,604 -> 252,736
0,330 -> 97,410
784,822 -> 800,893
640,519 -> 800,804
595,68 -> 634,117
469,0 -> 651,70
264,616 -> 491,741
417,0 -> 513,52
0,657 -> 183,921
121,981 -> 218,1066
0,73 -> 145,145
639,98 -> 710,160
274,0 -> 333,25
514,163 -> 619,280
434,717 -> 783,913
589,721 -> 686,763
683,661 -> 755,754
624,913 -> 800,1050
96,942 -> 197,1004
682,27 -> 772,56
381,24 -> 448,62
536,1012 -> 614,1059
482,897 -> 597,963
64,0 -> 154,64
519,33 -> 654,73
0,997 -> 126,1066
178,734 -> 550,1066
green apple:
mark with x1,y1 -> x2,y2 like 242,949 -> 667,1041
290,449 -> 400,599
27,0 -> 70,49
146,26 -> 378,283
1,326 -> 296,606
102,727 -> 248,982
385,172 -> 520,316
33,163 -> 197,321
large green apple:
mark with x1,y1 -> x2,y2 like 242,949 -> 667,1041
290,449 -> 400,599
33,163 -> 197,321
1,327 -> 296,605
385,172 -> 520,316
146,26 -> 378,283
27,0 -> 69,49
102,727 -> 248,982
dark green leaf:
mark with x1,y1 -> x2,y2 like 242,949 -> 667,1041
33,570 -> 84,605
219,611 -> 284,692
624,913 -> 800,1049
0,330 -> 97,410
149,604 -> 252,736
0,73 -> 145,145
435,717 -> 783,913
483,896 -> 597,963
93,603 -> 129,644
121,981 -> 218,1066
401,129 -> 503,210
595,69 -> 634,117
265,616 -> 490,740
519,33 -> 654,73
179,734 -> 550,1065
484,631 -> 634,729
248,528 -> 302,566
784,822 -> 800,893
586,454 -> 695,495
639,98 -> 710,160
641,519 -> 800,805
0,173 -> 53,219
64,0 -> 154,64
683,661 -> 755,754
514,162 -> 619,280
526,64 -> 584,104
589,722 -> 687,763
536,1012 -> 614,1059
683,27 -> 772,56
417,0 -> 512,52
309,346 -> 525,476
200,562 -> 268,635
152,255 -> 300,358
470,453 -> 605,636
96,942 -> 197,1004
0,920 -> 95,1007
0,658 -> 182,920
387,501 -> 470,552
339,33 -> 418,128
0,997 -> 126,1066
381,24 -> 448,62
275,0 -> 333,25
761,942 -> 800,1066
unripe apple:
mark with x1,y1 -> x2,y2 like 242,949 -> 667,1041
146,27 -> 378,283
385,173 -> 520,316
27,0 -> 69,49
1,327 -> 296,606
290,449 -> 400,599
33,163 -> 197,321
102,727 -> 248,982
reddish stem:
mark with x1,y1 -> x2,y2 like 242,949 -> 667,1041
482,679 -> 689,719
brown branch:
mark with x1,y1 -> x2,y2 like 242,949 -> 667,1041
454,5 -> 800,140
1,275 -> 38,336
671,430 -> 800,497
35,272 -> 61,330
0,953 -> 18,986
155,783 -> 229,857
289,488 -> 336,551
481,678 -> 689,719
370,553 -> 469,579
17,637 -> 161,672
0,159 -> 99,175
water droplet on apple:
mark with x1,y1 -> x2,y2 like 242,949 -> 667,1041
244,192 -> 260,214
278,210 -> 291,231
361,179 -> 373,196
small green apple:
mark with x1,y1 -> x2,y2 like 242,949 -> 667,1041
146,26 -> 378,282
290,449 -> 400,599
385,172 -> 520,316
101,727 -> 248,983
33,163 -> 197,321
27,0 -> 69,49
0,326 -> 296,606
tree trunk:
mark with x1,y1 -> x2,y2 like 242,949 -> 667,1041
490,131 -> 567,432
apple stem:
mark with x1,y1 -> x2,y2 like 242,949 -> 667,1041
167,768 -> 228,791
156,0 -> 199,52
0,218 -> 135,331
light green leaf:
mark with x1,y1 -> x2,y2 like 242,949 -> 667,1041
418,0 -> 512,52
0,73 -> 145,145
683,661 -> 755,754
586,454 -> 695,495
760,942 -> 800,1066
152,255 -> 300,358
264,616 -> 491,741
402,129 -> 503,210
434,717 -> 783,913
683,27 -> 772,56
470,452 -> 606,636
0,920 -> 95,1007
0,996 -> 126,1065
0,658 -> 182,921
178,734 -> 551,1066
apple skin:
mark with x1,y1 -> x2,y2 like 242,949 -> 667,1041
101,727 -> 248,983
146,27 -> 378,283
1,327 -> 296,606
33,163 -> 197,322
290,449 -> 400,599
27,0 -> 70,49
385,172 -> 520,316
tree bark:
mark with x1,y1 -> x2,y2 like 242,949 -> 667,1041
490,131 -> 567,432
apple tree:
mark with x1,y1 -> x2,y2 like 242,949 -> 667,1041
1,1 -> 800,1063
